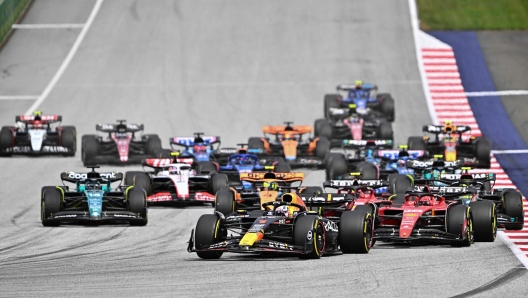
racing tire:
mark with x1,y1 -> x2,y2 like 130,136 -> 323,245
325,153 -> 347,180
60,126 -> 76,157
274,160 -> 291,173
356,161 -> 378,180
195,214 -> 226,259
475,137 -> 491,166
144,134 -> 162,156
198,161 -> 218,174
0,126 -> 13,157
81,135 -> 99,166
389,175 -> 413,202
300,186 -> 324,195
324,94 -> 341,118
407,136 -> 426,151
125,171 -> 152,196
314,119 -> 333,139
339,210 -> 373,253
503,189 -> 524,230
214,187 -> 236,216
41,187 -> 62,227
378,121 -> 393,141
210,173 -> 228,196
128,187 -> 148,226
315,136 -> 331,159
248,137 -> 266,151
153,148 -> 173,158
447,205 -> 473,247
470,200 -> 497,242
379,94 -> 395,122
294,215 -> 325,259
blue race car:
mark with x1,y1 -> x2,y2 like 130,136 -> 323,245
323,80 -> 395,122
169,132 -> 220,162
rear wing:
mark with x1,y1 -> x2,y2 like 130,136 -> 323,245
439,173 -> 496,182
342,139 -> 393,149
337,84 -> 377,91
377,150 -> 424,160
262,125 -> 312,135
298,193 -> 350,206
323,179 -> 387,188
240,172 -> 304,182
406,159 -> 460,170
170,136 -> 220,147
143,157 -> 194,168
60,171 -> 123,183
96,123 -> 144,133
423,124 -> 471,135
16,115 -> 61,123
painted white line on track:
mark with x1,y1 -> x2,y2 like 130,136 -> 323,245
492,150 -> 528,154
24,0 -> 104,115
0,95 -> 39,100
12,24 -> 85,29
466,90 -> 528,97
407,0 -> 438,124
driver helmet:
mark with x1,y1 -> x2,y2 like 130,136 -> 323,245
365,148 -> 374,158
193,144 -> 206,153
169,166 -> 179,175
85,180 -> 101,191
244,156 -> 253,165
349,113 -> 360,123
262,181 -> 279,191
397,160 -> 406,167
275,205 -> 290,217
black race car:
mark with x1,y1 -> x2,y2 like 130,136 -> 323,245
41,167 -> 148,226
0,111 -> 76,156
81,120 -> 162,166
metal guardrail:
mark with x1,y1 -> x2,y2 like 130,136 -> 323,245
0,0 -> 32,45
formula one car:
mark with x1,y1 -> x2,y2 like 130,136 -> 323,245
314,108 -> 393,148
407,120 -> 491,168
41,167 -> 148,226
188,187 -> 372,259
81,120 -> 162,166
124,157 -> 228,205
247,122 -> 330,169
0,111 -> 76,156
168,133 -> 221,162
323,81 -> 395,121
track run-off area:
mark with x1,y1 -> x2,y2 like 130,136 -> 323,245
0,1 -> 526,297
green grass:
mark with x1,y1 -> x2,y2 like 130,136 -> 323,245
417,0 -> 528,30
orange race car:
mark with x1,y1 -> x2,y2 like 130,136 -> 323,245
247,122 -> 330,169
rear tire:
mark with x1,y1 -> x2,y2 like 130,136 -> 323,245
294,215 -> 325,259
314,119 -> 333,139
60,126 -> 76,157
195,214 -> 225,259
128,187 -> 148,226
408,136 -> 426,151
210,173 -> 228,196
378,122 -> 393,141
315,137 -> 331,159
379,94 -> 395,122
300,186 -> 324,195
41,187 -> 62,227
82,135 -> 99,166
198,161 -> 218,174
475,137 -> 491,167
0,127 -> 13,157
124,171 -> 152,196
145,134 -> 162,156
248,137 -> 266,151
339,211 -> 373,253
447,205 -> 473,247
470,201 -> 496,242
153,148 -> 173,158
324,94 -> 341,118
503,189 -> 524,230
274,160 -> 291,173
356,161 -> 378,180
325,153 -> 348,180
214,187 -> 236,216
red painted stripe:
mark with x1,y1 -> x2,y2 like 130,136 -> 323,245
503,230 -> 528,234
505,236 -> 528,239
428,83 -> 463,87
514,241 -> 528,245
423,55 -> 455,59
424,63 -> 457,67
430,89 -> 466,93
422,48 -> 453,52
425,69 -> 459,73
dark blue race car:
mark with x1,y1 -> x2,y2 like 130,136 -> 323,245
169,132 -> 220,162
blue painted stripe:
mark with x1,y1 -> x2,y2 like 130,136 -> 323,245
429,31 -> 528,196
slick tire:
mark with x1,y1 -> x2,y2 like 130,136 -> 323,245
214,187 -> 236,216
475,137 -> 491,167
470,200 -> 496,242
378,121 -> 393,141
356,161 -> 378,180
294,215 -> 325,259
339,210 -> 373,253
0,126 -> 13,157
447,205 -> 473,247
60,126 -> 76,157
379,94 -> 395,122
210,173 -> 228,196
314,119 -> 333,139
198,161 -> 218,174
125,171 -> 152,196
248,137 -> 266,151
407,136 -> 426,151
41,187 -> 62,227
195,214 -> 225,259
128,187 -> 148,226
503,189 -> 524,230
153,148 -> 173,158
389,174 -> 413,204
315,136 -> 331,159
324,94 -> 341,118
274,159 -> 291,173
82,135 -> 99,166
144,134 -> 162,156
300,186 -> 324,195
325,153 -> 347,180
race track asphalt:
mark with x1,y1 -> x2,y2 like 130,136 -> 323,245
0,1 -> 526,297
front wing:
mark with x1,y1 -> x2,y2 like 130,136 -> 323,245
44,210 -> 147,224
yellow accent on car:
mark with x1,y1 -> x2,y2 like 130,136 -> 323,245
170,151 -> 180,156
399,145 -> 408,149
125,186 -> 134,200
355,80 -> 363,85
55,186 -> 65,202
239,233 -> 259,246
349,104 -> 357,109
461,167 -> 472,171
434,154 -> 444,158
349,172 -> 361,176
264,166 -> 275,170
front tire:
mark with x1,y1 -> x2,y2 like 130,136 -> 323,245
60,126 -> 76,157
0,127 -> 13,157
82,135 -> 99,166
41,187 -> 62,227
339,211 -> 373,253
470,200 -> 496,242
195,214 -> 225,259
294,215 -> 325,259
214,187 -> 236,216
128,187 -> 148,226
447,205 -> 473,247
503,189 -> 524,230
325,153 -> 347,180
124,171 -> 152,196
